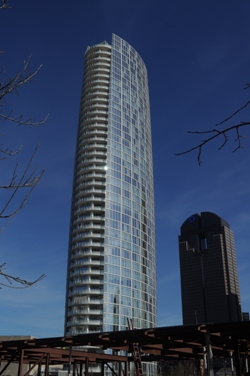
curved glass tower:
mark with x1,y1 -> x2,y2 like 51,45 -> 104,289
65,34 -> 156,336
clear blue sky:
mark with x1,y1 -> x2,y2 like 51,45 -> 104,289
1,0 -> 250,338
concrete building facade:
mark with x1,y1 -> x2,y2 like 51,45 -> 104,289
179,212 -> 242,325
65,34 -> 156,336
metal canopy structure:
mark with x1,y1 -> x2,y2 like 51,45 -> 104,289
1,321 -> 250,376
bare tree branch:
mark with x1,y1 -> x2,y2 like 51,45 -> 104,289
0,2 -> 46,288
0,142 -> 23,158
0,144 -> 45,219
0,112 -> 49,126
0,263 -> 45,289
176,84 -> 250,164
0,0 -> 10,10
176,122 -> 250,165
0,55 -> 49,126
216,99 -> 250,126
0,57 -> 42,99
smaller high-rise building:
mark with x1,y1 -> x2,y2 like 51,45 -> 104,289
179,212 -> 242,325
242,312 -> 249,321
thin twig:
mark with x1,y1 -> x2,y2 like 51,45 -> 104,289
176,122 -> 250,165
0,0 -> 10,9
0,144 -> 45,218
0,263 -> 45,289
216,100 -> 250,126
0,112 -> 49,126
0,55 -> 49,126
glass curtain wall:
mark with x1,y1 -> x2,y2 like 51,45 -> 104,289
103,34 -> 156,332
65,34 -> 156,339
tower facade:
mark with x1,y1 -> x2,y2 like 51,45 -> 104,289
65,34 -> 156,336
179,212 -> 242,325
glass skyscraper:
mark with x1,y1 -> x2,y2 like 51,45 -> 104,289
179,211 -> 242,325
65,34 -> 156,336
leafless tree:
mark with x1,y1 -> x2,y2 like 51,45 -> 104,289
0,55 -> 48,228
0,0 -> 46,288
176,84 -> 250,165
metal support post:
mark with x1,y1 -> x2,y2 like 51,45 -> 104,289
45,354 -> 50,376
85,356 -> 89,376
68,344 -> 72,376
233,338 -> 241,376
18,350 -> 24,376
